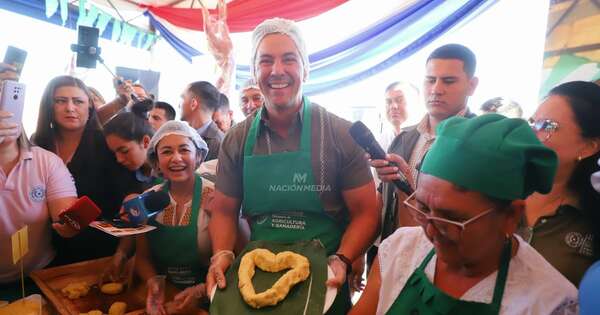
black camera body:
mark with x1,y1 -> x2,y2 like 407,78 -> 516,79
71,25 -> 101,68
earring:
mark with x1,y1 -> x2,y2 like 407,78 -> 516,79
577,155 -> 583,162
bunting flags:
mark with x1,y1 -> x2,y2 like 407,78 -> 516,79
77,0 -> 100,27
42,0 -> 157,50
44,0 -> 58,18
112,20 -> 122,42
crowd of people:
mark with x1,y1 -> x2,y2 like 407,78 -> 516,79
1,14 -> 600,315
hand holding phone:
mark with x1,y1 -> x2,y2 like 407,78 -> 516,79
0,80 -> 25,125
58,196 -> 102,231
0,63 -> 18,82
0,110 -> 20,145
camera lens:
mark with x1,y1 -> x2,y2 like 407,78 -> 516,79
13,94 -> 18,100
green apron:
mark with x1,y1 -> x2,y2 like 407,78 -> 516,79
385,241 -> 511,315
242,97 -> 350,314
147,174 -> 207,289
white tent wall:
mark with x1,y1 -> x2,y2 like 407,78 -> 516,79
0,8 -> 153,136
1,0 -> 550,137
310,0 -> 551,128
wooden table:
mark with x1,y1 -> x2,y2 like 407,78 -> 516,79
30,257 -> 145,315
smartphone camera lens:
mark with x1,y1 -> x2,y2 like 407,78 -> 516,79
13,94 -> 18,100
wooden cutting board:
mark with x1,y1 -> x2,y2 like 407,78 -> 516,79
30,257 -> 145,315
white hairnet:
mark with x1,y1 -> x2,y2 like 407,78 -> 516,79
241,78 -> 259,92
250,18 -> 309,81
147,120 -> 208,165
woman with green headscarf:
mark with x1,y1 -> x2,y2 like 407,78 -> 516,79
351,114 -> 577,315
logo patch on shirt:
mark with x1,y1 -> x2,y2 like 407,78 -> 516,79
564,232 -> 594,257
29,185 -> 46,202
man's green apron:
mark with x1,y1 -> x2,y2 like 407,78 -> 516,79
242,97 -> 350,314
385,241 -> 512,315
147,175 -> 207,289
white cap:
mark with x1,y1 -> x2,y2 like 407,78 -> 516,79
250,18 -> 309,81
147,120 -> 208,165
241,78 -> 260,92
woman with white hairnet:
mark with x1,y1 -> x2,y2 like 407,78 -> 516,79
134,120 -> 211,314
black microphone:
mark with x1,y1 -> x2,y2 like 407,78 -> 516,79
349,121 -> 413,195
143,190 -> 171,216
130,99 -> 154,118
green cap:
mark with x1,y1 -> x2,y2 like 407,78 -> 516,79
420,114 -> 558,200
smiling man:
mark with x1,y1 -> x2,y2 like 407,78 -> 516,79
207,18 -> 379,314
239,79 -> 264,117
373,44 -> 479,242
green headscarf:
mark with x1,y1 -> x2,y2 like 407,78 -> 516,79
420,114 -> 558,200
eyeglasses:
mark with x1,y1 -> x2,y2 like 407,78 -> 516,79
403,192 -> 496,241
528,118 -> 559,142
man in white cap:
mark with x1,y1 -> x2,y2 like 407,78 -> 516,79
239,78 -> 264,117
207,18 -> 379,314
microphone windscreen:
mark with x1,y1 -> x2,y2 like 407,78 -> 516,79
58,196 -> 102,231
143,191 -> 170,211
130,99 -> 153,118
349,121 -> 386,159
349,121 -> 414,195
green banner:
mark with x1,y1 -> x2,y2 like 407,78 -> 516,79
540,54 -> 591,97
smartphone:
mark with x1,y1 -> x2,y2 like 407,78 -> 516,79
74,25 -> 100,68
2,46 -> 27,79
58,196 -> 102,231
0,80 -> 25,125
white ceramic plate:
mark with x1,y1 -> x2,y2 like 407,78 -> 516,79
210,266 -> 338,314
323,266 -> 337,313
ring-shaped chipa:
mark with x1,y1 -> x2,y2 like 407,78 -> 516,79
238,249 -> 310,309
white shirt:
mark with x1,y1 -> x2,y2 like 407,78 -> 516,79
376,227 -> 579,315
376,127 -> 399,156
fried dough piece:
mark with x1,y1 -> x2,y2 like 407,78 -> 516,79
101,282 -> 124,295
108,301 -> 127,315
61,281 -> 90,299
238,249 -> 310,309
